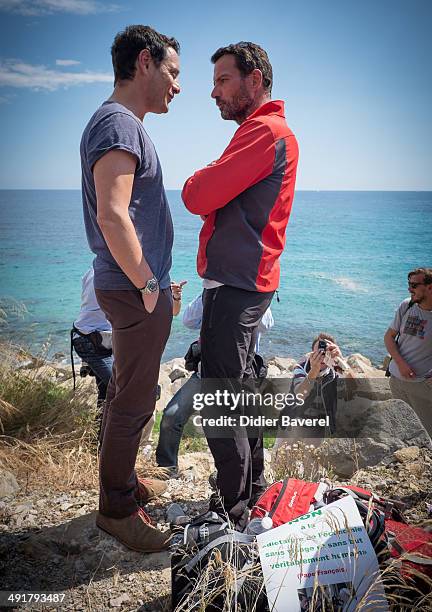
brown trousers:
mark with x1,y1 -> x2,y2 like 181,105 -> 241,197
95,288 -> 172,518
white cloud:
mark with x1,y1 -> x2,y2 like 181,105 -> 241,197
0,0 -> 120,16
0,59 -> 112,91
56,59 -> 81,66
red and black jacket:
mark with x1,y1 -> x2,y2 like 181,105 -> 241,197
182,100 -> 299,293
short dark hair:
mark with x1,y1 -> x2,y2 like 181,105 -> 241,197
311,332 -> 335,350
408,267 -> 432,284
211,42 -> 273,93
111,25 -> 180,84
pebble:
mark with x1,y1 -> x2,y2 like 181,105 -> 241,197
109,593 -> 130,607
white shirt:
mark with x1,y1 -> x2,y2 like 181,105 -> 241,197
74,268 -> 112,334
182,293 -> 274,352
202,279 -> 224,289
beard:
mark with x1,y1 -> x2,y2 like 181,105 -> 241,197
216,82 -> 254,123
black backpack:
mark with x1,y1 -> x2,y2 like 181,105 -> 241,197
171,512 -> 268,612
184,340 -> 268,379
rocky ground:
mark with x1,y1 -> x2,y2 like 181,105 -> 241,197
1,350 -> 431,610
0,452 -> 215,612
1,445 -> 431,611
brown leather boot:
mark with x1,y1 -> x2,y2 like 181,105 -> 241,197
135,477 -> 168,504
96,508 -> 171,553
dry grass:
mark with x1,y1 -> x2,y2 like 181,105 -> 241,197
173,518 -> 432,612
0,342 -> 173,492
0,430 -> 99,490
0,356 -> 95,439
271,440 -> 335,482
0,341 -> 97,490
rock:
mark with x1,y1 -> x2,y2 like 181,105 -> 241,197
268,357 -> 297,373
267,364 -> 282,378
0,469 -> 20,499
347,353 -> 373,369
321,399 -> 431,477
18,510 -> 171,574
160,358 -> 186,377
157,359 -> 192,408
169,367 -> 187,382
404,462 -> 424,478
394,446 -> 420,463
60,501 -> 75,511
170,377 -> 187,395
109,594 -> 130,607
382,354 -> 391,371
346,377 -> 392,401
178,452 -> 214,481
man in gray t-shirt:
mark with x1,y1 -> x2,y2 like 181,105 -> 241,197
80,25 -> 180,553
384,267 -> 432,438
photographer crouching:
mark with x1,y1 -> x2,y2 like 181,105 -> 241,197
275,333 -> 357,446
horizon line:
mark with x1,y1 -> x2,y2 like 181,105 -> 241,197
1,188 -> 432,193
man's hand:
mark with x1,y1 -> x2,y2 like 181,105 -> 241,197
171,280 -> 187,300
308,350 -> 322,379
171,280 -> 187,316
397,359 -> 417,379
326,341 -> 342,360
141,288 -> 159,314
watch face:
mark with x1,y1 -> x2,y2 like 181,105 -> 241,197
147,278 -> 158,293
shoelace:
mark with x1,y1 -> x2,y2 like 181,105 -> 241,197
137,478 -> 151,492
137,507 -> 152,525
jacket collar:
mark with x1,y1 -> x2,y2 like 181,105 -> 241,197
247,99 -> 285,120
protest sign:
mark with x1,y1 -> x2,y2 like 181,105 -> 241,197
257,495 -> 388,611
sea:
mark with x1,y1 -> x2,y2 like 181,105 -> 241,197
0,190 -> 431,365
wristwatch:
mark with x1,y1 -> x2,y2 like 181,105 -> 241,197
138,276 -> 159,295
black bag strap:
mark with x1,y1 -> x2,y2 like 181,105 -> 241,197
70,328 -> 77,391
394,300 -> 415,344
184,531 -> 255,574
386,300 -> 414,375
269,479 -> 289,519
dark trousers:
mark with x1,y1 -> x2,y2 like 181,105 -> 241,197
95,288 -> 172,519
72,332 -> 113,405
155,373 -> 198,468
200,285 -> 274,530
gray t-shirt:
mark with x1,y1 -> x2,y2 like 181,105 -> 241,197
389,298 -> 432,381
80,101 -> 173,290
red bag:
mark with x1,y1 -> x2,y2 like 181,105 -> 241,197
251,479 -> 432,589
386,519 -> 432,583
324,485 -> 407,522
250,478 -> 322,527
325,486 -> 432,587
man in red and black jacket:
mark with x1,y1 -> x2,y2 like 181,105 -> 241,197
182,42 -> 299,530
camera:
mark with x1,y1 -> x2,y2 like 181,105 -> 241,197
80,363 -> 94,377
318,339 -> 327,352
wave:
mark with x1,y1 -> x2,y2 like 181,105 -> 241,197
310,273 -> 367,292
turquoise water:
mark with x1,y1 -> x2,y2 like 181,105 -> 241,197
0,190 -> 431,364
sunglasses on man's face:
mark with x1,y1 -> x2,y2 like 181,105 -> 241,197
408,281 -> 426,289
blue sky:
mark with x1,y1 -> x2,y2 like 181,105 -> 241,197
0,0 -> 431,190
